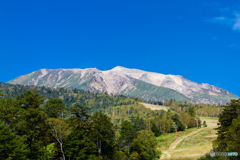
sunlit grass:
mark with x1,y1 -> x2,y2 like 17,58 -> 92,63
156,128 -> 197,150
158,116 -> 219,160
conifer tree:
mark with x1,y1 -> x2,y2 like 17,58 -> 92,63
65,129 -> 98,160
42,98 -> 67,118
120,120 -> 137,160
90,110 -> 115,159
213,99 -> 240,154
16,90 -> 48,159
151,120 -> 160,137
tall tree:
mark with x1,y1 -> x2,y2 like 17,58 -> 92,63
90,110 -> 115,159
120,120 -> 138,160
68,104 -> 91,129
151,120 -> 160,137
225,115 -> 240,153
16,90 -> 48,159
213,99 -> 240,154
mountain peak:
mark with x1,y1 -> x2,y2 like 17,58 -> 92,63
111,66 -> 127,70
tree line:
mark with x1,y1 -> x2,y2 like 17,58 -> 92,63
164,99 -> 223,117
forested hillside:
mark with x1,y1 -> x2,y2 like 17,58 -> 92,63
0,82 -> 143,113
164,99 -> 223,117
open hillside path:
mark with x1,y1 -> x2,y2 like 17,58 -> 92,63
160,127 -> 205,159
159,117 -> 218,160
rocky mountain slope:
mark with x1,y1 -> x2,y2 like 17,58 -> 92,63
8,66 -> 238,104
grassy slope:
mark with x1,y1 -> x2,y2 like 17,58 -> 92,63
122,78 -> 192,102
158,116 -> 218,160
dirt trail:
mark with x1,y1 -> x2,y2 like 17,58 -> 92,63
160,118 -> 218,159
169,128 -> 205,150
161,151 -> 171,159
160,128 -> 204,159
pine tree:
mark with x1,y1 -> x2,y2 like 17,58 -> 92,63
213,99 -> 240,154
225,115 -> 240,153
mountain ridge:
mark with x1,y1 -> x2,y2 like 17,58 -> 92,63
8,66 -> 238,104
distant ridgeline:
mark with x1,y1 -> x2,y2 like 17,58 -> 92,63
0,82 -> 143,113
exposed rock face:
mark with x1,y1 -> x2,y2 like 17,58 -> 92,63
8,66 -> 238,104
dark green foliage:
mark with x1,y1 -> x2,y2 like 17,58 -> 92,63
16,90 -> 49,159
131,130 -> 159,160
65,129 -> 98,160
42,98 -> 66,118
203,121 -> 207,127
68,104 -> 91,128
120,120 -> 138,159
0,82 -> 137,113
90,110 -> 115,159
188,106 -> 196,117
151,120 -> 160,137
213,98 -> 240,157
131,116 -> 147,132
0,98 -> 22,129
0,120 -> 29,160
225,115 -> 240,154
172,114 -> 185,131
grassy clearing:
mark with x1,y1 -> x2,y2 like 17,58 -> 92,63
140,102 -> 169,111
159,116 -> 218,160
169,129 -> 217,158
199,116 -> 218,121
156,128 -> 197,150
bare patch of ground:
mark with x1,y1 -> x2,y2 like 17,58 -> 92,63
140,102 -> 168,111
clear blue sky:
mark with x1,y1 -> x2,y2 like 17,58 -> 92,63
0,0 -> 239,96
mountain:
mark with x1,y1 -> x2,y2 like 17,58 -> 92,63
8,66 -> 238,104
